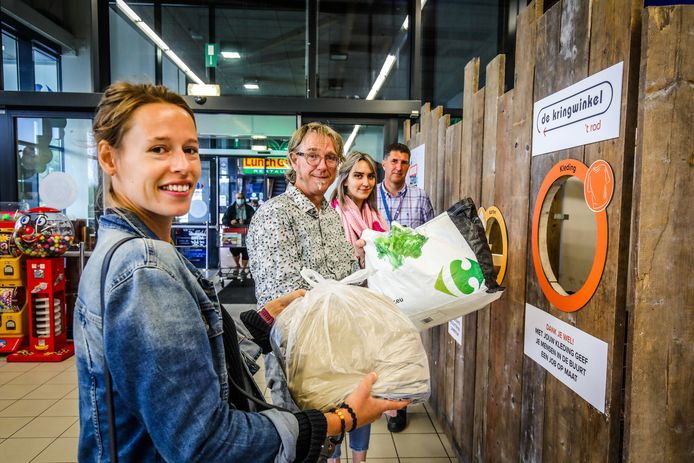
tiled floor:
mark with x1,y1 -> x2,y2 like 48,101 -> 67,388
0,309 -> 456,462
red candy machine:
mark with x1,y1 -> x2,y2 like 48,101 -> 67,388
8,207 -> 75,362
0,205 -> 29,353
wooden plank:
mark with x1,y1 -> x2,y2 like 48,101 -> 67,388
446,122 -> 463,432
573,0 -> 641,461
444,121 -> 463,207
485,89 -> 528,463
481,55 -> 506,207
519,2 -> 559,460
625,6 -> 694,462
428,106 -> 443,214
472,54 -> 506,463
436,114 -> 451,213
403,119 -> 411,144
460,57 -> 480,201
449,57 -> 482,461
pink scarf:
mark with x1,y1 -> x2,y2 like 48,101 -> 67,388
332,196 -> 387,247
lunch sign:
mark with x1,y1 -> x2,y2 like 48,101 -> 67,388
532,61 -> 623,156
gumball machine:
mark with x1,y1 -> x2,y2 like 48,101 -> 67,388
0,205 -> 29,353
7,207 -> 75,362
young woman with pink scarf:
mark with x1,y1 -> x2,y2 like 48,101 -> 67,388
328,151 -> 386,463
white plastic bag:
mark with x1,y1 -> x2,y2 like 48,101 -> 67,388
364,199 -> 504,330
271,269 -> 430,412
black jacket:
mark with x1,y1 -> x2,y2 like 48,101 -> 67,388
222,203 -> 255,226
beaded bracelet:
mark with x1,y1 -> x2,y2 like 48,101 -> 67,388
339,402 -> 357,432
329,408 -> 346,444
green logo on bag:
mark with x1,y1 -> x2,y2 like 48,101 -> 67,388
435,258 -> 484,296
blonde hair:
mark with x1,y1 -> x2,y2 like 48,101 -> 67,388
93,82 -> 196,231
285,122 -> 344,183
330,151 -> 379,210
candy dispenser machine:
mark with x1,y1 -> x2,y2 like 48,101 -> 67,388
0,206 -> 29,353
8,207 -> 75,362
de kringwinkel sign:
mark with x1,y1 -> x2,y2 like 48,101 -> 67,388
532,61 -> 623,156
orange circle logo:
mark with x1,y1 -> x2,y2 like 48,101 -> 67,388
531,159 -> 608,312
584,160 -> 614,213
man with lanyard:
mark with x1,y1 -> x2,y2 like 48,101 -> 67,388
376,142 -> 434,433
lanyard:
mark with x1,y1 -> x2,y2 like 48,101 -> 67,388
380,184 -> 407,226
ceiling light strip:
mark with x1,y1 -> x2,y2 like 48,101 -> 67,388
116,0 -> 205,85
344,124 -> 361,153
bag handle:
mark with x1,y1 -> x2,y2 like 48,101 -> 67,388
100,236 -> 138,463
300,267 -> 371,288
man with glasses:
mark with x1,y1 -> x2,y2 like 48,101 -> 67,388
247,122 -> 357,409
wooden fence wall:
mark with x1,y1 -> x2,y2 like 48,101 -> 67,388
404,1 -> 692,461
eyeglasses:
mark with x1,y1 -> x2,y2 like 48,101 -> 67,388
294,151 -> 339,167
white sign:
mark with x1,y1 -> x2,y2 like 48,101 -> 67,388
448,317 -> 462,345
523,303 -> 608,413
407,144 -> 426,191
532,61 -> 623,156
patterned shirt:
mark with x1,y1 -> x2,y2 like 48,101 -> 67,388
376,182 -> 435,229
247,183 -> 357,307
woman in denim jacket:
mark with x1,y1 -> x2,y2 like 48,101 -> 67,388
74,82 -> 406,462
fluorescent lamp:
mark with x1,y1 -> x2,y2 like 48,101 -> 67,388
187,84 -> 220,96
116,0 -> 141,23
402,16 -> 409,30
222,51 -> 241,59
251,144 -> 268,151
344,125 -> 361,153
116,0 -> 204,85
244,82 -> 260,90
251,135 -> 267,140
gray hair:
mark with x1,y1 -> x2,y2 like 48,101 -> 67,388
285,122 -> 344,183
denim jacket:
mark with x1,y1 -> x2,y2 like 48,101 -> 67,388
74,209 -> 301,462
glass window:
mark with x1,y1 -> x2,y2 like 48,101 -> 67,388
318,0 -> 410,100
33,48 -> 60,92
16,117 -> 99,228
162,4 -> 208,90
109,5 -> 156,84
2,32 -> 19,91
422,0 -> 500,109
213,2 -> 306,96
163,55 -> 187,94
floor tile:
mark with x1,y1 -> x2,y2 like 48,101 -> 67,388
0,416 -> 32,437
0,384 -> 38,400
400,459 -> 451,462
22,384 -> 75,400
12,416 -> 77,438
429,413 -> 445,433
32,437 -> 79,463
63,388 -> 79,399
392,433 -> 448,458
399,413 -> 436,434
0,362 -> 39,372
6,370 -> 61,385
43,370 -> 78,385
0,437 -> 53,463
361,459 -> 398,462
40,398 -> 78,417
60,420 -> 80,438
407,402 -> 428,414
363,433 -> 397,458
0,399 -> 57,417
439,433 -> 456,458
0,371 -> 23,384
0,399 -> 15,412
369,415 -> 390,434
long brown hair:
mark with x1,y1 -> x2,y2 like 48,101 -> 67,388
330,151 -> 379,210
93,82 -> 196,231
